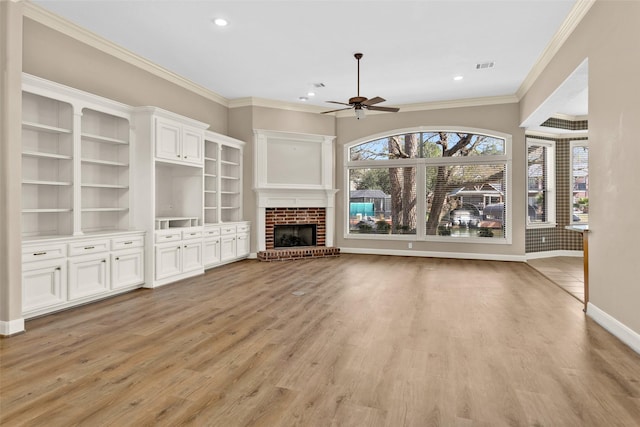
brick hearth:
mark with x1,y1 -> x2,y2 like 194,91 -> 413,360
257,247 -> 340,262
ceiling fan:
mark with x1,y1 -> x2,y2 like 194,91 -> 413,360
322,53 -> 400,119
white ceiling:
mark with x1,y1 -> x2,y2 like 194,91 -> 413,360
33,0 -> 584,118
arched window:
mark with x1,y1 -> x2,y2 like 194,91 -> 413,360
345,128 -> 512,242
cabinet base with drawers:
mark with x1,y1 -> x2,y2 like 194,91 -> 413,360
152,226 -> 204,287
22,231 -> 145,319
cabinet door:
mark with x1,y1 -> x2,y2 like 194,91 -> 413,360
22,258 -> 67,314
155,243 -> 182,280
155,119 -> 181,161
111,249 -> 144,289
182,128 -> 204,165
204,237 -> 221,267
182,241 -> 203,273
236,233 -> 250,258
220,235 -> 236,262
68,253 -> 110,300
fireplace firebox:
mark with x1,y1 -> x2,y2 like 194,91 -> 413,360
273,224 -> 317,248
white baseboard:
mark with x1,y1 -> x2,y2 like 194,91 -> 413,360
587,302 -> 640,355
340,247 -> 526,262
0,318 -> 25,336
526,250 -> 583,260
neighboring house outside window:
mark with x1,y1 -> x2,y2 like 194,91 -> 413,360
527,138 -> 556,227
570,141 -> 589,224
345,128 -> 512,243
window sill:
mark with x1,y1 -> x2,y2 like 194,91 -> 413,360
527,222 -> 557,230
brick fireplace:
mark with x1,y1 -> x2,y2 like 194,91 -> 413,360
253,130 -> 339,261
265,208 -> 325,249
258,207 -> 339,261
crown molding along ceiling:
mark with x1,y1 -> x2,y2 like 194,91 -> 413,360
28,1 -> 592,121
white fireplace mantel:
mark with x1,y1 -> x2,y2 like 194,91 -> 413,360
253,130 -> 338,252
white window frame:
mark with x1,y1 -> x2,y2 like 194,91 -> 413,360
344,126 -> 512,245
570,140 -> 589,224
526,138 -> 556,228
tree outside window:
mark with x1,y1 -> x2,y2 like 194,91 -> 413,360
348,131 -> 509,240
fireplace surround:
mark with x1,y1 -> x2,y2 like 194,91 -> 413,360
254,130 -> 339,261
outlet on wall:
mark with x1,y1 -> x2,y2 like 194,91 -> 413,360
541,236 -> 546,243
408,242 -> 413,249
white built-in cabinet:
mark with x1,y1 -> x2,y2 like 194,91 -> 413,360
133,109 -> 250,288
20,74 -> 145,319
19,75 -> 250,320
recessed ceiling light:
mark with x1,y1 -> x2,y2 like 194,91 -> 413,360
453,75 -> 464,81
213,18 -> 228,27
298,96 -> 308,101
307,91 -> 316,97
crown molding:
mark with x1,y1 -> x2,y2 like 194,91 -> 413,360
22,2 -> 229,107
525,129 -> 588,139
551,113 -> 588,121
230,94 -> 518,116
516,0 -> 595,100
228,97 -> 329,113
335,95 -> 519,118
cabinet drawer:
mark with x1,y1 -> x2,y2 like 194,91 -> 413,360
182,229 -> 203,240
236,224 -> 250,233
111,235 -> 144,251
68,239 -> 110,256
22,243 -> 66,262
220,225 -> 237,235
155,231 -> 182,243
204,227 -> 221,237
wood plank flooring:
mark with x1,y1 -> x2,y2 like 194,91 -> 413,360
528,256 -> 585,302
1,254 -> 640,426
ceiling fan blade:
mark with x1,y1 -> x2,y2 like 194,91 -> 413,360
321,107 -> 353,114
366,105 -> 400,113
326,101 -> 353,106
362,96 -> 386,106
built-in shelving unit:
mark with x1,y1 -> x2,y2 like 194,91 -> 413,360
20,74 -> 145,320
21,91 -> 74,238
80,108 -> 131,233
204,134 -> 244,224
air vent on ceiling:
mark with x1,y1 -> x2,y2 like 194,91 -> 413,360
476,61 -> 495,70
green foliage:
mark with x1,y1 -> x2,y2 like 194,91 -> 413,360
376,220 -> 391,233
357,223 -> 373,233
437,225 -> 451,236
478,227 -> 494,237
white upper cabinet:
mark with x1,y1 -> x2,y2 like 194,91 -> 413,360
154,115 -> 205,166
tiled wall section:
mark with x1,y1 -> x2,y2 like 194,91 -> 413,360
526,137 -> 587,253
265,207 -> 326,250
541,117 -> 588,131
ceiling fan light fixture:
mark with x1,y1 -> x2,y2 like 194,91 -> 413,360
355,108 -> 365,120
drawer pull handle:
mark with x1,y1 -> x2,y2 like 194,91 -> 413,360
84,246 -> 95,250
34,252 -> 47,256
101,259 -> 106,263
176,154 -> 181,157
165,236 -> 172,239
189,233 -> 196,236
124,241 -> 133,245
115,257 -> 120,261
55,267 -> 61,271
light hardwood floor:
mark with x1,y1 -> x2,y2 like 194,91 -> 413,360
527,256 -> 585,302
1,254 -> 639,426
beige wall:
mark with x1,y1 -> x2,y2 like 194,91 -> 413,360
22,18 -> 228,133
521,0 -> 640,334
0,0 -> 24,330
335,104 -> 526,257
